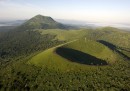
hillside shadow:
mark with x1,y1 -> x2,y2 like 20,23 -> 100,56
56,47 -> 108,65
98,40 -> 130,60
120,47 -> 130,52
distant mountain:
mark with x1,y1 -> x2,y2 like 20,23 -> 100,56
0,26 -> 17,32
56,19 -> 87,25
0,20 -> 26,26
19,15 -> 66,30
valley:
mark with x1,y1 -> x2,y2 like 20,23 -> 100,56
0,15 -> 130,91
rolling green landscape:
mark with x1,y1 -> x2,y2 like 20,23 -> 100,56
0,15 -> 130,91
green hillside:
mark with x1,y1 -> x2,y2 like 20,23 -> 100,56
62,39 -> 118,64
38,29 -> 88,41
28,39 -> 118,69
0,38 -> 128,91
38,27 -> 130,48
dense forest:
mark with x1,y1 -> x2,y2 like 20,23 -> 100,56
0,30 -> 64,66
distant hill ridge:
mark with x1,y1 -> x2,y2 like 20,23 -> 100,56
18,14 -> 66,30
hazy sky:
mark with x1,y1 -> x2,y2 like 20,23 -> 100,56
0,0 -> 130,24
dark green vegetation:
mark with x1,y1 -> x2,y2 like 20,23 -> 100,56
0,15 -> 130,91
56,47 -> 108,65
98,40 -> 130,60
0,30 -> 64,66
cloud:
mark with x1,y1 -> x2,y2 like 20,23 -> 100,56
0,0 -> 10,2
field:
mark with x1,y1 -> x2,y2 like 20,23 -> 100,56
0,27 -> 130,91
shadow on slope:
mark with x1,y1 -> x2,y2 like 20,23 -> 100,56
56,47 -> 108,65
98,40 -> 130,60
